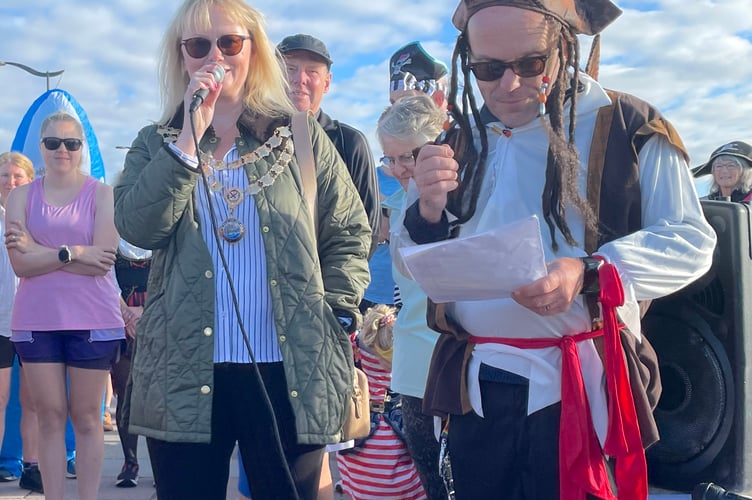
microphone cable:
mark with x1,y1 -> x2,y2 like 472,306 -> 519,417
189,109 -> 301,500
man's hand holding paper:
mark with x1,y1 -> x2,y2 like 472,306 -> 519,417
398,216 -> 548,303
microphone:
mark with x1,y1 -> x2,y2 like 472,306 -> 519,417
189,65 -> 225,113
693,483 -> 752,500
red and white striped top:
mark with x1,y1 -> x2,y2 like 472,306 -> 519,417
336,346 -> 426,499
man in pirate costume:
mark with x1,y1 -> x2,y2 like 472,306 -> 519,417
389,41 -> 450,110
394,0 -> 717,498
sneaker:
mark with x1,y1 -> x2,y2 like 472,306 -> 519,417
66,458 -> 76,479
19,464 -> 43,494
0,467 -> 18,482
115,462 -> 139,488
103,411 -> 114,432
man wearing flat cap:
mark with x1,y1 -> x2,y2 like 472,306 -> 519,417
389,41 -> 449,110
394,0 -> 716,498
277,34 -> 381,258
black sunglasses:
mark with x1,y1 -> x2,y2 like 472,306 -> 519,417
41,137 -> 83,152
181,34 -> 250,59
468,54 -> 549,81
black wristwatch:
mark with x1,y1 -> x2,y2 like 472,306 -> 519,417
58,245 -> 73,264
580,256 -> 603,296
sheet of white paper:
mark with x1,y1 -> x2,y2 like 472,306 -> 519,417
399,216 -> 548,303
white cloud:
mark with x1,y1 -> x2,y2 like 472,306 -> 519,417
1,0 -> 750,181
594,1 -> 752,165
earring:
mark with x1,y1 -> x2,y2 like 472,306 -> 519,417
538,76 -> 551,116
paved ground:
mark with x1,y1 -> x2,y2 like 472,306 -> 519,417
0,426 -> 692,500
0,431 -> 158,500
0,402 -> 691,499
0,404 -> 345,500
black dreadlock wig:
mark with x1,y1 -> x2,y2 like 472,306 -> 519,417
443,10 -> 597,251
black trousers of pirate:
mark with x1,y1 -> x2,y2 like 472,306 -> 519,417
447,363 -> 613,500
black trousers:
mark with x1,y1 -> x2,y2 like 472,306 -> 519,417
447,368 -> 561,500
402,395 -> 447,500
146,362 -> 324,500
111,349 -> 139,465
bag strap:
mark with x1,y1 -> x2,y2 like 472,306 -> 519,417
291,111 -> 318,232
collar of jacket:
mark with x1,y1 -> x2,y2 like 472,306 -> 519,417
315,109 -> 337,132
166,103 -> 290,145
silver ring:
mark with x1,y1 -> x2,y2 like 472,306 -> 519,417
544,304 -> 550,311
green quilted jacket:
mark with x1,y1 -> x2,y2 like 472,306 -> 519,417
113,110 -> 371,445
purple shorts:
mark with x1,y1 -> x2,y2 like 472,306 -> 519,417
13,330 -> 123,370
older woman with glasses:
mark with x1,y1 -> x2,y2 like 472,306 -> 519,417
695,141 -> 752,202
357,94 -> 449,499
4,111 -> 124,500
113,0 -> 370,499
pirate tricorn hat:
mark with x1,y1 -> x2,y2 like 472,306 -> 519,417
452,0 -> 623,35
693,140 -> 752,177
390,41 -> 448,83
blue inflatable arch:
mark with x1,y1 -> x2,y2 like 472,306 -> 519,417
10,89 -> 106,182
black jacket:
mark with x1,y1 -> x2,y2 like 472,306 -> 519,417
707,188 -> 752,203
318,110 -> 380,257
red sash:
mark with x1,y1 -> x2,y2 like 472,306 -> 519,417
469,261 -> 648,500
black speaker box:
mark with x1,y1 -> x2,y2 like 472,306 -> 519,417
643,199 -> 752,494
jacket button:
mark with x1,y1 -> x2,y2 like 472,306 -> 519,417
262,226 -> 270,233
200,385 -> 211,395
204,270 -> 213,279
290,390 -> 298,398
270,279 -> 277,287
279,335 -> 286,342
203,327 -> 213,337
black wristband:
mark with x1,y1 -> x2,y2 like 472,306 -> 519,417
403,201 -> 450,244
580,257 -> 603,296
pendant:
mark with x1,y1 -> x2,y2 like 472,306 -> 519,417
223,186 -> 244,208
219,216 -> 246,243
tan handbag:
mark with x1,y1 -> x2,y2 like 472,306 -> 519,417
290,111 -> 371,442
341,366 -> 371,441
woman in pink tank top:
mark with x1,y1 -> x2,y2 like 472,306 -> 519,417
3,111 -> 125,500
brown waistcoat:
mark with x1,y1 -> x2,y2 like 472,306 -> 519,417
422,90 -> 688,449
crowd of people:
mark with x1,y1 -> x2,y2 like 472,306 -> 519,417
0,0 -> 746,499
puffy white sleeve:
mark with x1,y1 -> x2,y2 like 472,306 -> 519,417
598,134 -> 717,302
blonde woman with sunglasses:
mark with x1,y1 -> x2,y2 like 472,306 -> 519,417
4,111 -> 124,500
113,1 -> 370,498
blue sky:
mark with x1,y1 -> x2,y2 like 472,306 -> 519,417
1,0 -> 751,183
